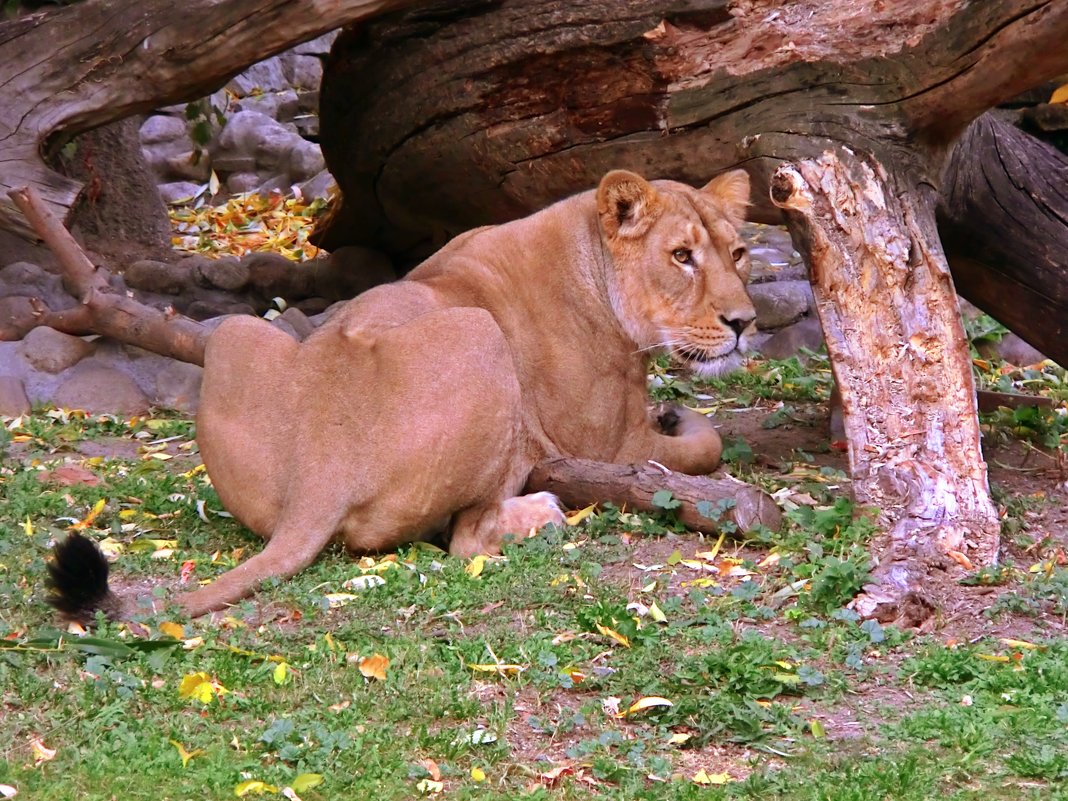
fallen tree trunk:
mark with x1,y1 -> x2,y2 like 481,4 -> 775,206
527,458 -> 782,534
939,113 -> 1068,368
0,0 -> 419,240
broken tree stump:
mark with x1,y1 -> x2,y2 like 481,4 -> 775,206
770,150 -> 1000,615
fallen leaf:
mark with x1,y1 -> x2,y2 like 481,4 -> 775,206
342,575 -> 386,591
471,767 -> 486,782
466,554 -> 487,577
0,783 -> 17,798
273,661 -> 290,685
416,779 -> 443,795
692,769 -> 733,785
624,696 -> 673,716
1000,638 -> 1040,650
37,464 -> 100,486
29,738 -> 56,766
946,550 -> 974,570
170,739 -> 204,768
666,732 -> 692,746
178,671 -> 228,703
467,662 -> 526,677
290,774 -> 323,793
1051,82 -> 1068,104
359,653 -> 389,681
21,517 -> 32,537
540,764 -> 574,786
595,623 -> 631,648
810,719 -> 826,738
234,779 -> 278,796
68,498 -> 106,531
323,592 -> 360,608
565,504 -> 596,526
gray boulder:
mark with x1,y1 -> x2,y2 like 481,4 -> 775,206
18,327 -> 94,374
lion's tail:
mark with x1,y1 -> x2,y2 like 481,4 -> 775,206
46,533 -> 125,623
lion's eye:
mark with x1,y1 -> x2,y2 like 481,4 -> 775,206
672,248 -> 693,265
731,246 -> 746,262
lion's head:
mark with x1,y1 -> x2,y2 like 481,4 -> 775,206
596,169 -> 756,377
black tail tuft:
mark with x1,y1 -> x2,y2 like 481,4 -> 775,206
46,533 -> 121,622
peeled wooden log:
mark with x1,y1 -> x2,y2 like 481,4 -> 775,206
527,457 -> 782,534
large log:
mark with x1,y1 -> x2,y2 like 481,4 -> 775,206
0,0 -> 420,240
939,113 -> 1068,368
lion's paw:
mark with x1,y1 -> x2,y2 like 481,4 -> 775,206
499,492 -> 566,539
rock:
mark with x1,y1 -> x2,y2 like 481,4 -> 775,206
293,297 -> 333,315
163,150 -> 211,182
0,261 -> 62,296
0,375 -> 31,416
287,140 -> 325,181
154,361 -> 203,413
197,257 -> 250,292
157,181 -> 203,204
278,307 -> 315,340
269,315 -> 300,340
124,259 -> 190,295
212,111 -> 302,173
757,316 -> 825,360
139,114 -> 187,145
749,280 -> 814,330
298,169 -> 335,201
18,327 -> 94,373
228,58 -> 290,96
0,297 -> 38,332
225,172 -> 262,194
322,246 -> 397,297
282,53 -> 325,90
53,363 -> 150,415
245,252 -> 304,295
186,299 -> 256,321
235,89 -> 300,122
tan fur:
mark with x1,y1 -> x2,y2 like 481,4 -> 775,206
184,170 -> 755,616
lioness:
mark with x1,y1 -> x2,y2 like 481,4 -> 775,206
48,169 -> 755,620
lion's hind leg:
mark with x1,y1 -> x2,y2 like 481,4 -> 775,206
448,492 -> 566,558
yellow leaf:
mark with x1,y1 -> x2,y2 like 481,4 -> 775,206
359,653 -> 389,681
234,780 -> 278,796
467,662 -> 526,677
159,621 -> 185,640
169,739 -> 204,768
565,504 -> 596,526
999,638 -> 1039,650
810,719 -> 826,738
977,653 -> 1011,662
471,767 -> 486,782
178,671 -> 228,703
466,554 -> 487,578
624,696 -> 673,716
323,592 -> 359,608
1051,82 -> 1068,104
290,774 -> 323,792
667,732 -> 692,746
273,662 -> 290,685
416,779 -> 443,794
647,602 -> 667,623
21,517 -> 33,537
69,498 -> 107,531
595,623 -> 631,648
692,768 -> 733,785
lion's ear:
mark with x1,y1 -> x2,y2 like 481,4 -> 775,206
702,169 -> 750,226
597,170 -> 660,239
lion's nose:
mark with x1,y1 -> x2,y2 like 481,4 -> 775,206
720,314 -> 754,338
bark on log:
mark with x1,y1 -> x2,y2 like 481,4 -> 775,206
316,0 -> 1068,261
939,113 -> 1068,368
8,187 -> 210,364
770,151 -> 999,615
0,0 -> 419,240
527,458 -> 782,535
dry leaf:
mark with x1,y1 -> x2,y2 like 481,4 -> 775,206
359,653 -> 389,681
471,767 -> 486,782
623,696 -> 673,716
419,759 -> 442,781
467,662 -> 526,677
234,779 -> 278,796
595,623 -> 631,648
169,739 -> 204,768
466,554 -> 487,577
178,671 -> 228,703
565,504 -> 596,525
29,738 -> 56,766
692,769 -> 733,785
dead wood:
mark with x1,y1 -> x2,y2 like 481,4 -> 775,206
0,0 -> 420,240
526,457 -> 782,534
7,186 -> 209,364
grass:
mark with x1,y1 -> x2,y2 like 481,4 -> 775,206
1,345 -> 1067,800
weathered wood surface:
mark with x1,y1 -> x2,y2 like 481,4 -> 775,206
527,457 -> 782,534
316,0 -> 1068,260
0,0 -> 419,240
770,151 -> 999,616
939,113 -> 1068,368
